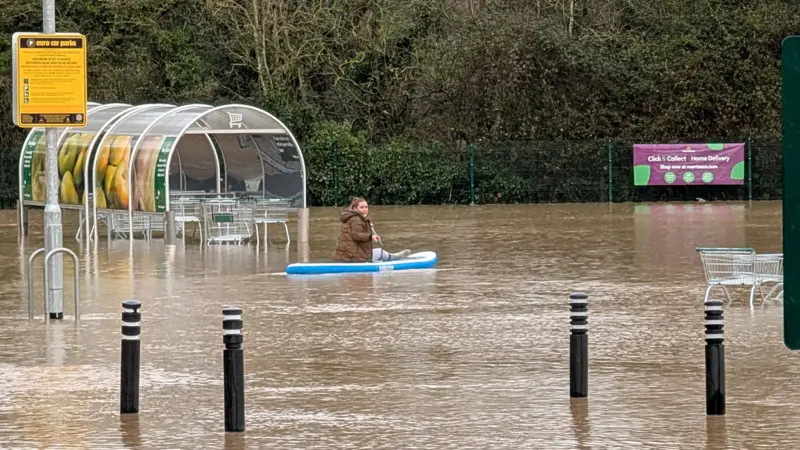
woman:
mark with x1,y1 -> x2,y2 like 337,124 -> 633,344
333,197 -> 411,262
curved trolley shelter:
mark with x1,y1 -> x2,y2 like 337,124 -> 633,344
18,102 -> 309,245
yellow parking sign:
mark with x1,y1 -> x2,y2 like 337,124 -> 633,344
12,32 -> 88,128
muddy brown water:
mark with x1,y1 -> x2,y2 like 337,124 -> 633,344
0,201 -> 794,449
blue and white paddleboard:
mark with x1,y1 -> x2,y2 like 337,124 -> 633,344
286,251 -> 438,275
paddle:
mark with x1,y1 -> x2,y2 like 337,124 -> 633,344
369,223 -> 384,250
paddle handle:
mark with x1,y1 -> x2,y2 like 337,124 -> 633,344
370,223 -> 384,249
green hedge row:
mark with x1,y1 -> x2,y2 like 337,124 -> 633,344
303,121 -> 470,206
0,149 -> 18,209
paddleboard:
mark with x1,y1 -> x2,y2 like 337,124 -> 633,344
286,251 -> 438,275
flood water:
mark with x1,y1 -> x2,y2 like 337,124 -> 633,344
0,201 -> 794,449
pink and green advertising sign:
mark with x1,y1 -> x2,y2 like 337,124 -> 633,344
633,143 -> 745,186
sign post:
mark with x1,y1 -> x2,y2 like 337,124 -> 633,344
782,37 -> 800,350
12,0 -> 88,320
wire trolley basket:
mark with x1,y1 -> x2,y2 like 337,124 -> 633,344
696,247 -> 783,309
203,199 -> 253,245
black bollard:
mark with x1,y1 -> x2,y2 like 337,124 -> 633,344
705,299 -> 725,416
570,292 -> 589,398
120,300 -> 142,414
223,307 -> 245,432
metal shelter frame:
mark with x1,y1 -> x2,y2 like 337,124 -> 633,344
17,102 -> 309,245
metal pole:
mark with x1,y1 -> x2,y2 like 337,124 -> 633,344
332,142 -> 338,206
42,0 -> 64,320
570,292 -> 589,398
19,201 -> 29,237
747,137 -> 753,201
297,240 -> 310,263
223,307 -> 245,432
607,141 -> 613,202
165,210 -> 176,246
120,300 -> 141,414
27,248 -> 46,319
297,208 -> 309,245
705,299 -> 725,416
469,144 -> 476,205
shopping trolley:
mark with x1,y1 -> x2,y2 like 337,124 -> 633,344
754,253 -> 784,306
203,199 -> 253,245
696,247 -> 783,310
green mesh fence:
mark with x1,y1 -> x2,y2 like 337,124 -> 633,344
323,138 -> 782,205
1,138 -> 784,209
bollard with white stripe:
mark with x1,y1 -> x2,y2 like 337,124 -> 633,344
570,292 -> 589,398
223,307 -> 245,432
120,300 -> 141,414
705,299 -> 725,416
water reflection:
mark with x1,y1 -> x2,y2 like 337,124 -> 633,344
633,203 -> 746,273
223,432 -> 246,450
705,417 -> 728,450
570,399 -> 591,450
119,414 -> 142,449
45,321 -> 66,365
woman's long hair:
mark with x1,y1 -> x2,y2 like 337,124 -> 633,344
348,196 -> 367,210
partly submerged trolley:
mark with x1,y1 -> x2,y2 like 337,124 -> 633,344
203,199 -> 254,245
696,247 -> 783,309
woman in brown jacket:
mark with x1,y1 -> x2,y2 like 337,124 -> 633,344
332,197 -> 411,262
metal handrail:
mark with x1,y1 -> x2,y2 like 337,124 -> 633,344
43,248 -> 80,322
27,248 -> 46,319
